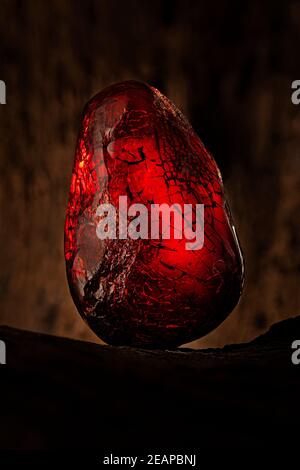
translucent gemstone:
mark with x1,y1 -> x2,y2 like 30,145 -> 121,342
65,80 -> 244,348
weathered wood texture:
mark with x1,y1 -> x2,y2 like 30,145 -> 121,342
0,315 -> 299,449
0,1 -> 300,348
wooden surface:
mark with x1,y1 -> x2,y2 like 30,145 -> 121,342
1,0 -> 300,349
0,315 -> 299,450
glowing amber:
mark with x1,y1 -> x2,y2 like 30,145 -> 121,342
65,81 -> 244,348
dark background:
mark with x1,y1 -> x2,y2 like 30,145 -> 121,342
0,0 -> 299,348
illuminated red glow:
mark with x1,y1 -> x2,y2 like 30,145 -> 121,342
65,81 -> 244,348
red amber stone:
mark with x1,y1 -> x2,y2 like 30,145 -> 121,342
65,81 -> 244,348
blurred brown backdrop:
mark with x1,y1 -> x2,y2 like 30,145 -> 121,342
0,0 -> 299,348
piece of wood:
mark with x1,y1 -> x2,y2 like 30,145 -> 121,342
0,316 -> 299,450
